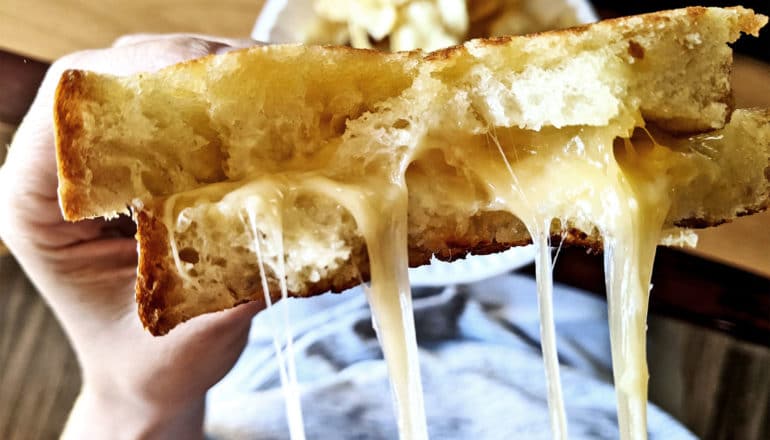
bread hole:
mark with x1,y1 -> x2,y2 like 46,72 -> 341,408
319,111 -> 333,132
612,136 -> 639,166
393,118 -> 411,129
319,111 -> 351,138
628,40 -> 645,60
244,273 -> 261,293
616,128 -> 660,163
225,285 -> 239,300
329,114 -> 349,136
141,170 -> 170,195
189,139 -> 228,184
211,257 -> 228,267
178,247 -> 200,264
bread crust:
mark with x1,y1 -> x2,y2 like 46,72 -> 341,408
55,69 -> 91,221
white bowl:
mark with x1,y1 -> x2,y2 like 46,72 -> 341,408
253,0 -> 598,43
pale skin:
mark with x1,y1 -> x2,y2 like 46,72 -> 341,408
0,35 -> 262,439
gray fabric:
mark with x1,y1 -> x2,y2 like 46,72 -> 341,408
205,273 -> 695,439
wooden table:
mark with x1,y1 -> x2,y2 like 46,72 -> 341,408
0,0 -> 263,60
1,3 -> 769,440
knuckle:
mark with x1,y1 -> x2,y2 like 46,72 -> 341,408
51,50 -> 95,73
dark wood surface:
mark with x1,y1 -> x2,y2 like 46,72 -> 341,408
0,256 -> 81,440
646,316 -> 770,440
0,50 -> 47,126
0,49 -> 48,256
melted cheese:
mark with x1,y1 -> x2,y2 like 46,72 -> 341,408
232,184 -> 308,440
492,132 -> 571,438
534,227 -> 568,439
169,175 -> 429,439
603,133 -> 673,440
298,176 -> 429,439
162,121 -> 687,440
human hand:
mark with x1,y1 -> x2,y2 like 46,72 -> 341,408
0,34 -> 261,440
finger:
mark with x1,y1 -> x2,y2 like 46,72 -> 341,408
34,216 -> 136,247
55,37 -> 230,77
176,299 -> 262,339
112,33 -> 261,51
42,236 -> 137,269
30,237 -> 138,311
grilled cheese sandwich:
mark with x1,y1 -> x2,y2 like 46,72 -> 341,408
54,7 -> 769,440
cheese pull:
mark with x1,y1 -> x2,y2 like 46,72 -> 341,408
131,109 -> 768,440
53,7 -> 769,440
134,110 -> 769,337
57,7 -> 766,221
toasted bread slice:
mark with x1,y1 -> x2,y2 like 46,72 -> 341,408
57,7 -> 765,221
53,7 -> 769,334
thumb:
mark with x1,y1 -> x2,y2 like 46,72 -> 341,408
7,34 -> 262,193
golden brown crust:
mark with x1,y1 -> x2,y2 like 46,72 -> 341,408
135,211 -> 178,334
134,209 -> 541,335
425,6 -> 766,62
136,211 -> 278,335
54,70 -> 90,221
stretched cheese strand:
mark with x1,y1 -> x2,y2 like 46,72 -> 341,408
604,136 -> 672,440
243,191 -> 307,440
301,176 -> 429,440
472,125 -> 672,439
492,130 -> 569,438
533,225 -> 568,439
604,236 -> 652,440
166,174 -> 429,440
486,128 -> 569,439
363,189 -> 428,440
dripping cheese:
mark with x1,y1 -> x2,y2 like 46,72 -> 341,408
52,7 -> 770,440
159,124 -> 705,440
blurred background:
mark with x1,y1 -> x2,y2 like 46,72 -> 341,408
1,1 -> 768,439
